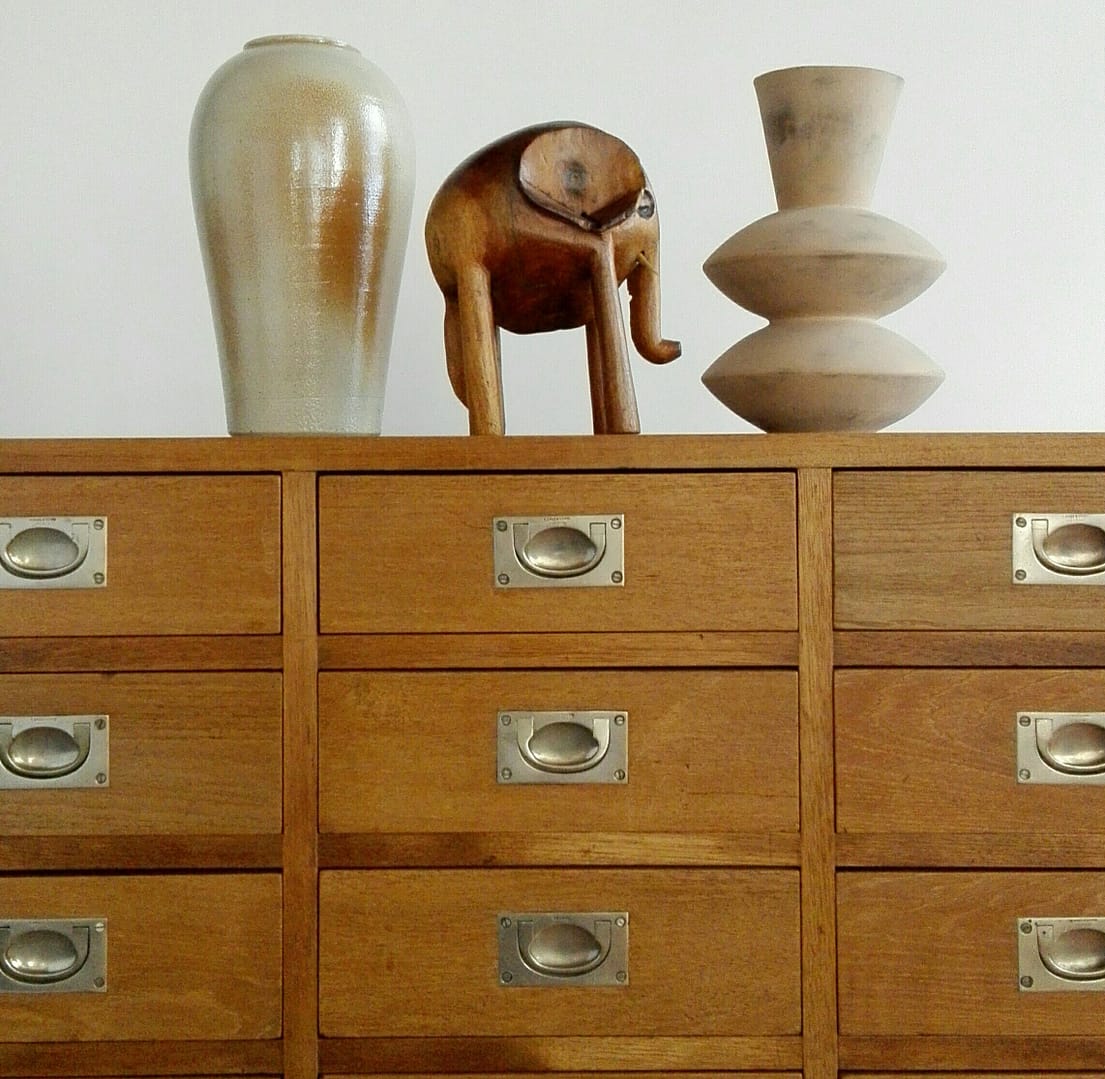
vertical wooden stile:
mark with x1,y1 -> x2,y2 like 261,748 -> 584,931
281,470 -> 320,1078
797,468 -> 838,1077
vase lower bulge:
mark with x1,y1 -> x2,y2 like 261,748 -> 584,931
702,66 -> 945,432
190,35 -> 415,434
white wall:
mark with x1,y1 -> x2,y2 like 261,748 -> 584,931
2,0 -> 1102,437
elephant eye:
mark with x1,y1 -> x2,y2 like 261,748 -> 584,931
637,191 -> 655,219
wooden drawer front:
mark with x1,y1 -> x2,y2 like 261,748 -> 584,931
320,869 -> 800,1037
320,669 -> 798,835
839,871 -> 1105,1036
834,471 -> 1105,629
0,673 -> 282,835
837,669 -> 1105,834
0,873 -> 281,1041
318,472 -> 797,633
0,475 -> 280,636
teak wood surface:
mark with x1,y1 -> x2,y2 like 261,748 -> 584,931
3,432 -> 1104,1078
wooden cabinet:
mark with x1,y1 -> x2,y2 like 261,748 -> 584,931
3,432 -> 1104,1079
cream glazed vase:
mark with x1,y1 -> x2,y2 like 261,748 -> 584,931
190,35 -> 415,434
702,66 -> 945,432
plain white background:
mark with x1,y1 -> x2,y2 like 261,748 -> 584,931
2,0 -> 1102,437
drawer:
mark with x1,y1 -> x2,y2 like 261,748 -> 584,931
0,673 -> 282,835
318,472 -> 797,633
0,475 -> 281,635
838,871 -> 1105,1036
320,868 -> 800,1037
837,669 -> 1105,834
320,669 -> 798,835
834,471 -> 1105,629
0,873 -> 281,1040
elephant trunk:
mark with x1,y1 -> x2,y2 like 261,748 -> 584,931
628,254 -> 681,365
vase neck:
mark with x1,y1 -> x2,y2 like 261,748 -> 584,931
754,66 -> 902,209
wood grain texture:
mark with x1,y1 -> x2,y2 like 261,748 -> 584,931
838,870 -> 1105,1036
837,831 -> 1105,868
320,1038 -> 803,1071
0,672 -> 281,835
835,629 -> 1105,666
320,669 -> 797,835
319,631 -> 798,668
840,1039 -> 1105,1070
319,831 -> 800,867
319,868 -> 800,1038
0,874 -> 281,1041
281,471 -> 320,1079
796,470 -> 838,1079
0,1044 -> 280,1074
0,475 -> 281,636
837,668 -> 1105,835
834,470 -> 1105,630
336,1073 -> 796,1078
0,834 -> 281,871
3,432 -> 1105,474
0,635 -> 282,672
318,472 -> 797,633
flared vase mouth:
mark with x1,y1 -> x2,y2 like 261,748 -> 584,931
754,64 -> 903,87
244,35 -> 358,52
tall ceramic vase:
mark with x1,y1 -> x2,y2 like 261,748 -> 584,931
190,35 -> 414,434
702,66 -> 945,432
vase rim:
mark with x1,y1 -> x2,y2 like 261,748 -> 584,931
244,34 -> 358,52
754,64 -> 902,84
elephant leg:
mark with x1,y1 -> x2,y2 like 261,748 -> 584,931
443,296 -> 466,406
589,241 -> 640,434
456,264 -> 505,435
585,320 -> 608,434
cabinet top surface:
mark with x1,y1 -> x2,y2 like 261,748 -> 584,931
0,433 -> 1103,473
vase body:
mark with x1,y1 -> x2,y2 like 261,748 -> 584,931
190,35 -> 415,434
702,66 -> 945,432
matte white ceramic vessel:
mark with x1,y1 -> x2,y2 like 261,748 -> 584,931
702,66 -> 945,432
191,35 -> 415,434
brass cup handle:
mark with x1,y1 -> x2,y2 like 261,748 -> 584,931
1030,518 -> 1105,577
1035,716 -> 1105,776
516,715 -> 611,774
0,523 -> 90,579
516,918 -> 612,978
513,521 -> 607,579
0,926 -> 89,985
1037,924 -> 1105,982
0,722 -> 92,780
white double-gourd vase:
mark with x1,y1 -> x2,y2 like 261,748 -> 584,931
702,66 -> 945,432
190,35 -> 414,434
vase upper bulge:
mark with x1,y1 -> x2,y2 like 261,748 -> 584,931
190,35 -> 415,434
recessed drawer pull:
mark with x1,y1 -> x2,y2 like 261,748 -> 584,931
0,716 -> 109,790
1032,518 -> 1105,575
0,920 -> 107,994
519,919 -> 610,976
497,711 -> 628,785
1037,718 -> 1105,775
1,523 -> 88,578
0,721 -> 91,779
493,514 -> 624,589
519,716 -> 609,773
1013,513 -> 1105,585
498,911 -> 628,987
1019,917 -> 1105,991
0,517 -> 107,590
1016,712 -> 1105,785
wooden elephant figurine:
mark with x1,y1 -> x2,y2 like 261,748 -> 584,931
424,122 -> 681,434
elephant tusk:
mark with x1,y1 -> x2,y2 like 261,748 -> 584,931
635,250 -> 658,275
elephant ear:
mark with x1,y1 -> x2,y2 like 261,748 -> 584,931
519,126 -> 645,232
